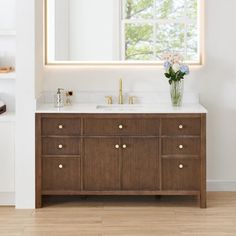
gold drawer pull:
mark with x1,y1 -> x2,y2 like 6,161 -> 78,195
178,164 -> 184,169
178,124 -> 183,129
122,144 -> 127,149
58,144 -> 63,149
179,144 -> 184,149
118,124 -> 123,129
58,164 -> 63,169
115,144 -> 120,149
58,124 -> 64,129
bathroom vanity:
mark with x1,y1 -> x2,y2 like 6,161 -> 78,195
36,104 -> 207,208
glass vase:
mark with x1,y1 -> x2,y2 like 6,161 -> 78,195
170,80 -> 184,107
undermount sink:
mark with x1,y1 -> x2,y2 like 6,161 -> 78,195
96,104 -> 145,110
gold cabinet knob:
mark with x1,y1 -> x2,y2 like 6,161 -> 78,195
178,164 -> 184,169
178,124 -> 184,129
58,164 -> 63,169
115,144 -> 120,149
58,124 -> 64,129
58,144 -> 63,149
118,124 -> 123,129
179,144 -> 184,149
122,144 -> 127,149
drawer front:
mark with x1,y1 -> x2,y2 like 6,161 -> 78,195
162,137 -> 200,155
84,118 -> 160,136
42,118 -> 81,136
42,157 -> 81,191
162,118 -> 201,136
42,137 -> 80,155
162,158 -> 200,191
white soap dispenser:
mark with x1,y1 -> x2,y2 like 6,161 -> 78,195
54,88 -> 64,108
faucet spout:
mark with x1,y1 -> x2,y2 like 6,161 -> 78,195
118,79 -> 124,104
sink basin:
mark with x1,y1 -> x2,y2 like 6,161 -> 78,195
96,104 -> 145,110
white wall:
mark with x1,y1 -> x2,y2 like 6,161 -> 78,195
0,121 -> 15,205
0,0 -> 16,112
15,0 -> 36,208
0,0 -> 15,30
0,0 -> 16,67
0,80 -> 15,112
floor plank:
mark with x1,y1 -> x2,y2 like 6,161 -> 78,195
0,192 -> 236,236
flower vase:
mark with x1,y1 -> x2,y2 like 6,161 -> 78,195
170,80 -> 184,107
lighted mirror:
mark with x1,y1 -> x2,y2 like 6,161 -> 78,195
45,0 -> 203,64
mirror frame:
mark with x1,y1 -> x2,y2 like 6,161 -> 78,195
44,0 -> 204,66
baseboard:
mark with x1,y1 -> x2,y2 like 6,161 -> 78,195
207,180 -> 236,191
0,192 -> 15,206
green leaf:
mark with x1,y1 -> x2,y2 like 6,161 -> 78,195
169,79 -> 172,85
165,73 -> 171,78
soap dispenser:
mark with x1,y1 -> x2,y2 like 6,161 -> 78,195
54,88 -> 64,108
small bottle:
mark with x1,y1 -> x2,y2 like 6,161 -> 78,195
65,91 -> 73,106
54,88 -> 64,108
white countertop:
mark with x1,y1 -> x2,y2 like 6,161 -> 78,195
36,103 -> 207,114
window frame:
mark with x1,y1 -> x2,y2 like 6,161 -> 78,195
120,0 -> 204,65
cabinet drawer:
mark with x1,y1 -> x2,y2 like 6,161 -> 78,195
162,158 -> 200,191
42,118 -> 81,136
84,117 -> 160,136
42,157 -> 81,191
162,137 -> 200,156
162,118 -> 201,136
42,137 -> 81,155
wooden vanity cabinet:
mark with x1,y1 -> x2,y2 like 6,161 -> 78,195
121,137 -> 159,191
36,113 -> 206,208
83,137 -> 160,191
83,137 -> 120,191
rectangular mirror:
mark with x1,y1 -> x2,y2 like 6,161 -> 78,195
45,0 -> 202,65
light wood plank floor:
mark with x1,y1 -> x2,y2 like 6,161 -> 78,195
1,192 -> 236,236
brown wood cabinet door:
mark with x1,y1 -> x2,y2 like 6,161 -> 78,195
162,158 -> 200,191
83,138 -> 120,191
42,157 -> 81,192
121,138 -> 159,190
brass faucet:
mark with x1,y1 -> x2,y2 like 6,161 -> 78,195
118,79 -> 124,104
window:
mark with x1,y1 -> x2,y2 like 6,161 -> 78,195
121,0 -> 202,64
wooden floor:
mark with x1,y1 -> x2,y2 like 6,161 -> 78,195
1,192 -> 236,236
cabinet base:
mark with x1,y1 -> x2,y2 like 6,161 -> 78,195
37,191 -> 206,209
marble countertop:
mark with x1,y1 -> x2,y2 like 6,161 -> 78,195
36,103 -> 207,114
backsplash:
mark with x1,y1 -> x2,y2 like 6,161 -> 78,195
37,90 -> 199,105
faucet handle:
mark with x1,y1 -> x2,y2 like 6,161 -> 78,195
105,96 -> 113,105
128,96 -> 136,105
